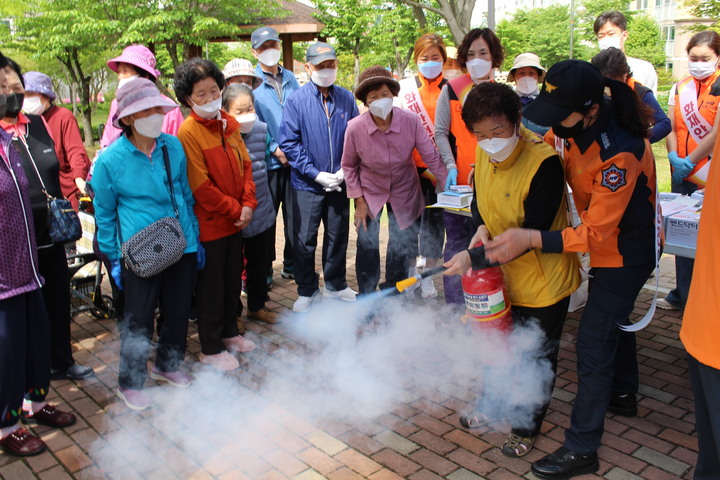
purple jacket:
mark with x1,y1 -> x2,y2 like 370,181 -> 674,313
0,129 -> 43,300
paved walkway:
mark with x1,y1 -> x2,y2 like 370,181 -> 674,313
0,219 -> 696,480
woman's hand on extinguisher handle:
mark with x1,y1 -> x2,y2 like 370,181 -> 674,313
443,250 -> 472,276
484,227 -> 535,264
469,225 -> 491,249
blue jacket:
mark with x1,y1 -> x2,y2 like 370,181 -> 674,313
89,134 -> 200,262
280,81 -> 359,193
254,64 -> 300,170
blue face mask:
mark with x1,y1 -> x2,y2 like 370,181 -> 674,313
418,61 -> 443,80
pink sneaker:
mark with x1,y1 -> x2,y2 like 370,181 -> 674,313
223,335 -> 257,353
150,366 -> 193,387
199,351 -> 240,371
117,388 -> 152,411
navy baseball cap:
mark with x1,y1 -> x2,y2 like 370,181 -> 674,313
524,59 -> 605,127
251,27 -> 280,49
306,42 -> 337,65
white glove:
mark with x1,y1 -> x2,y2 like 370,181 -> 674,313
315,172 -> 336,188
334,169 -> 344,181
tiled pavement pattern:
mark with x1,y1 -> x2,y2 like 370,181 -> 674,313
0,219 -> 697,480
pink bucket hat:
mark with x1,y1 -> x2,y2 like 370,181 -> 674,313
107,45 -> 162,80
112,78 -> 178,128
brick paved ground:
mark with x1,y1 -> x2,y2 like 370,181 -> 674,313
0,218 -> 696,480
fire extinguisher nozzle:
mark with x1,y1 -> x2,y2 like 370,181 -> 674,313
395,276 -> 419,293
419,266 -> 447,279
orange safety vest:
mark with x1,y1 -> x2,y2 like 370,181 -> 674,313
674,70 -> 720,183
681,135 -> 720,370
407,74 -> 446,170
446,73 -> 481,185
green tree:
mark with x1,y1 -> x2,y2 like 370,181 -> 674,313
682,0 -> 720,31
1,0 -> 126,145
118,0 -> 279,70
315,0 -> 377,84
624,15 -> 665,68
496,4 -> 593,71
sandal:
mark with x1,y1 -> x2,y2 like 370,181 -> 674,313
459,413 -> 489,429
501,433 -> 535,457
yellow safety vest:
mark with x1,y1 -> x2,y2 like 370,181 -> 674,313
473,125 -> 580,308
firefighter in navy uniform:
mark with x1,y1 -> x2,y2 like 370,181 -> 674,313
482,60 -> 657,479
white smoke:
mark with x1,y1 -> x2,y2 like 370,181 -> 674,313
89,292 -> 554,477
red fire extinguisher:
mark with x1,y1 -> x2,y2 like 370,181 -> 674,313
461,243 -> 513,333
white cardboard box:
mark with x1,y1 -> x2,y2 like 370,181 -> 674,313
666,210 -> 701,249
437,191 -> 473,208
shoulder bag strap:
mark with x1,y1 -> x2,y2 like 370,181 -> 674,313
161,144 -> 179,219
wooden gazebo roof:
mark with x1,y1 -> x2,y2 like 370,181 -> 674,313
210,1 -> 326,69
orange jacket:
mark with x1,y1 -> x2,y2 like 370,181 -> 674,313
446,74 -> 479,185
681,137 -> 720,370
673,70 -> 720,161
178,110 -> 257,242
542,107 -> 657,268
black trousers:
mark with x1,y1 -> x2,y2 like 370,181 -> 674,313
418,176 -> 445,259
564,264 -> 654,454
688,354 -> 720,480
196,233 -> 243,355
510,296 -> 571,437
243,227 -> 272,313
292,189 -> 350,297
356,205 -> 420,293
267,167 -> 293,273
118,254 -> 196,389
38,244 -> 75,372
0,289 -> 51,427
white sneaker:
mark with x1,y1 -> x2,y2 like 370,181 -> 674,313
293,295 -> 314,313
322,286 -> 357,302
421,276 -> 438,298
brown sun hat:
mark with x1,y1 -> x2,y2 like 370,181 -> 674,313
354,65 -> 400,103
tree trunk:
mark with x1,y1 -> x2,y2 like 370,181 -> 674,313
398,0 -> 476,45
353,38 -> 361,86
412,6 -> 427,30
166,42 -> 180,70
70,49 -> 94,147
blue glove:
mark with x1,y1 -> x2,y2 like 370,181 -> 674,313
110,260 -> 123,291
196,241 -> 205,270
669,152 -> 694,184
445,168 -> 458,190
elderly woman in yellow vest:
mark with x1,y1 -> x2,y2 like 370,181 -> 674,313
444,82 -> 579,458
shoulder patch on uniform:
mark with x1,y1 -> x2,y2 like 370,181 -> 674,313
600,163 -> 626,192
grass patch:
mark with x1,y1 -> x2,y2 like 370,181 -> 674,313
652,141 -> 671,193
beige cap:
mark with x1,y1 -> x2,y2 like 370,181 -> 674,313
222,58 -> 262,89
507,52 -> 546,83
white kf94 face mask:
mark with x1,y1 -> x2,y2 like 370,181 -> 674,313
258,48 -> 281,67
133,113 -> 165,138
235,112 -> 257,133
311,68 -> 337,88
466,58 -> 492,80
192,97 -> 222,120
369,97 -> 393,120
478,127 -> 520,162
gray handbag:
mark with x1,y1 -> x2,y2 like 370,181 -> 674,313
121,145 -> 187,278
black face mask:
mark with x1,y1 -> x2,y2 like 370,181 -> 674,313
0,94 -> 7,119
4,92 -> 24,119
552,117 -> 585,139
